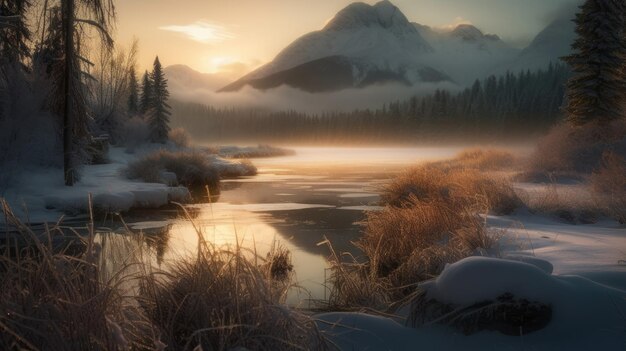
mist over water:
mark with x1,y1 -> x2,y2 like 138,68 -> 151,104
168,81 -> 460,113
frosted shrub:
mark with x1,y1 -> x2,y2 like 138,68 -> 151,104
120,117 -> 150,153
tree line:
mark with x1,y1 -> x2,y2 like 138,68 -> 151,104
171,63 -> 571,144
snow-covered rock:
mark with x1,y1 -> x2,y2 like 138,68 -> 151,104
420,257 -> 558,305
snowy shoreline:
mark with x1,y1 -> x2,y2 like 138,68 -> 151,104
0,145 -> 260,224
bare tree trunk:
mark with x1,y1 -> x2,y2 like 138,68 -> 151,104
62,0 -> 75,186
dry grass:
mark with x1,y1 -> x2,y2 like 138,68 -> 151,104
450,149 -> 517,171
169,128 -> 191,148
261,242 -> 294,281
0,199 -> 157,351
140,210 -> 328,351
126,149 -> 219,187
382,164 -> 520,215
518,182 -> 605,224
0,199 -> 329,351
524,120 -> 626,180
326,151 -> 515,310
590,151 -> 626,224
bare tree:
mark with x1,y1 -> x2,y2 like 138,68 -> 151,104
90,39 -> 138,142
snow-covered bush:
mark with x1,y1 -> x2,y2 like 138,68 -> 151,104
126,150 -> 219,187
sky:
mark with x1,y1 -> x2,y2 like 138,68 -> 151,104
115,0 -> 580,77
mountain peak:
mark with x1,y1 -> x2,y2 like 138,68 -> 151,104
451,24 -> 484,41
323,1 -> 411,32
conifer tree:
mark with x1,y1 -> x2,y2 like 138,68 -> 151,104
127,65 -> 139,115
0,0 -> 32,120
564,0 -> 626,126
148,56 -> 171,143
0,0 -> 31,65
139,70 -> 152,115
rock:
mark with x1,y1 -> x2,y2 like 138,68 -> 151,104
408,291 -> 552,336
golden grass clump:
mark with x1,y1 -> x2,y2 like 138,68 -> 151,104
0,200 -> 157,351
327,151 -> 515,310
140,242 -> 327,351
382,164 -> 520,215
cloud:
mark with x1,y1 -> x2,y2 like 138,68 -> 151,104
160,20 -> 234,44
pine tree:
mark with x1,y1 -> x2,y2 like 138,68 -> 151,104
564,0 -> 626,126
0,0 -> 31,64
139,70 -> 152,115
127,65 -> 139,115
148,56 -> 171,143
0,0 -> 32,120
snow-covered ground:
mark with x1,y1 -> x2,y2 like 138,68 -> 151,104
0,145 -> 253,224
315,211 -> 626,350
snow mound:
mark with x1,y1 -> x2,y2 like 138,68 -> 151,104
503,254 -> 553,274
422,257 -> 558,305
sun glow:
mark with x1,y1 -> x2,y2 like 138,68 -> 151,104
160,20 -> 235,44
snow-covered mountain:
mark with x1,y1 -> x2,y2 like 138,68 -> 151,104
220,1 -> 449,92
193,0 -> 576,94
165,64 -> 231,92
414,23 -> 521,85
505,18 -> 576,73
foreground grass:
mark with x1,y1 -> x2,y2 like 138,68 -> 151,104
0,199 -> 328,350
326,150 -> 520,310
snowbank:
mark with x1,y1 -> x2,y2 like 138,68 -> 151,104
1,147 -> 193,223
1,142 -> 266,224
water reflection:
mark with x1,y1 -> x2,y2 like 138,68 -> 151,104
117,147 -> 467,304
